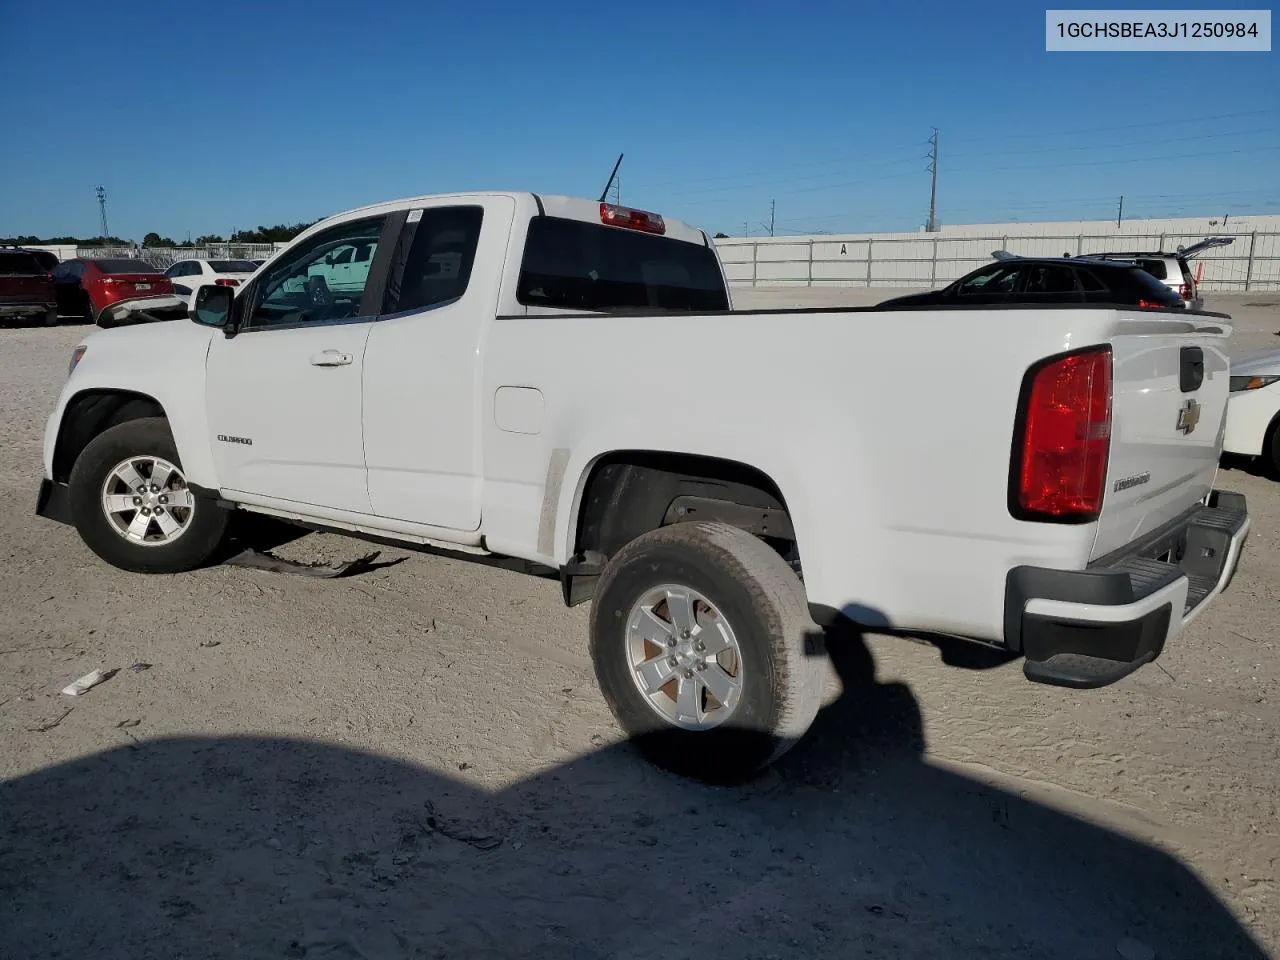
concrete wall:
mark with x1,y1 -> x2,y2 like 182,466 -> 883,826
714,214 -> 1280,291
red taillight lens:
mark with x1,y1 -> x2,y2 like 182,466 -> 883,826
600,202 -> 666,234
1014,346 -> 1112,521
214,278 -> 240,287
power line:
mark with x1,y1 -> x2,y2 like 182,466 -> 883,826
943,107 -> 1280,145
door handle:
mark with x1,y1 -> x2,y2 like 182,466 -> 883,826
310,350 -> 353,367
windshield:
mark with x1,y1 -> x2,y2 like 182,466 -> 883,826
517,216 -> 729,312
209,260 -> 258,274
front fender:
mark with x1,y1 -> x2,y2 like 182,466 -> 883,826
46,321 -> 219,487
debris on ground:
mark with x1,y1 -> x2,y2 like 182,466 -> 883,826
129,662 -> 152,673
116,719 -> 141,729
28,707 -> 73,733
225,548 -> 397,579
422,800 -> 504,851
199,641 -> 221,649
61,668 -> 116,696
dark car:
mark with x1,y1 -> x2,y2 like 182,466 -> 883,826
877,255 -> 1189,311
0,249 -> 58,327
52,257 -> 184,327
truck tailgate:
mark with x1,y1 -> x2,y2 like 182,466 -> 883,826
1091,311 -> 1232,560
0,276 -> 52,304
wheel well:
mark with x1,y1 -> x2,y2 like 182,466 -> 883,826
562,451 -> 797,605
52,390 -> 167,483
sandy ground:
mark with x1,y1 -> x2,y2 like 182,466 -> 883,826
2,294 -> 1280,959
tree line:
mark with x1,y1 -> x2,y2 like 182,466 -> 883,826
3,220 -> 318,249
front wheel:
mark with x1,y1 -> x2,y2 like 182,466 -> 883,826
67,417 -> 230,574
589,521 -> 825,784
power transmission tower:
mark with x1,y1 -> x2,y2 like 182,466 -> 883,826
925,129 -> 939,232
758,199 -> 775,237
95,185 -> 109,238
1116,195 -> 1124,227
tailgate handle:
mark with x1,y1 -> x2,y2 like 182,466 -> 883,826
1180,346 -> 1204,393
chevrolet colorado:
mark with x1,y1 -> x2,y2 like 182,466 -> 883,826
35,192 -> 1251,781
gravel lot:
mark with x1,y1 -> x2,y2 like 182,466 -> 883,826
2,294 -> 1279,959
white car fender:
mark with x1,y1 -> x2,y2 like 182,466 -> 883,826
47,322 -> 221,488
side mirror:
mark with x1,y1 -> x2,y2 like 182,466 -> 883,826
192,284 -> 233,328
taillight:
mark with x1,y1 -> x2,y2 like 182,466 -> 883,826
1012,346 -> 1112,522
600,202 -> 666,234
1137,299 -> 1162,309
214,278 -> 240,287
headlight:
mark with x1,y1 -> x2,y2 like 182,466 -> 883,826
1229,374 -> 1280,393
69,345 -> 87,376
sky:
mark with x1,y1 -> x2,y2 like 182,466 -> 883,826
0,0 -> 1276,241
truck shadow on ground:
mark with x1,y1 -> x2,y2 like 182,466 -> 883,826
0,629 -> 1266,960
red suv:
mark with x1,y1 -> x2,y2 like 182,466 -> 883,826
0,249 -> 58,327
52,257 -> 186,327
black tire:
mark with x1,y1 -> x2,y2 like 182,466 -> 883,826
589,521 -> 825,784
67,417 -> 229,574
43,307 -> 58,327
1265,415 -> 1280,479
82,295 -> 95,325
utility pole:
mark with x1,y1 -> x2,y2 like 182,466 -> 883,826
925,128 -> 939,232
1117,195 -> 1124,227
95,185 -> 109,239
743,220 -> 749,237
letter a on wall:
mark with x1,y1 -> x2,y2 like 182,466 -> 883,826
840,244 -> 847,255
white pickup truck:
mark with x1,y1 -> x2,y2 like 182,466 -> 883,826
35,191 -> 1251,782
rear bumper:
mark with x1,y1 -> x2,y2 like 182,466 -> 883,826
0,302 -> 55,317
1006,490 -> 1250,689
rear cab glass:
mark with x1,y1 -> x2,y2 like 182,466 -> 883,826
209,260 -> 258,273
517,216 -> 729,312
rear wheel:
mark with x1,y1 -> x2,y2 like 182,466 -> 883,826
81,295 -> 95,325
68,417 -> 229,574
589,521 -> 825,784
43,307 -> 58,327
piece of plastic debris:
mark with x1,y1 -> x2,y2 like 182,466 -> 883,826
130,662 -> 152,673
62,669 -> 112,696
225,548 -> 391,579
199,641 -> 221,648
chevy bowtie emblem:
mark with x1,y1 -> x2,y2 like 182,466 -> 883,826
1176,398 -> 1201,435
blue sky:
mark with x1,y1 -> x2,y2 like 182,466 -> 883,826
1,0 -> 1275,240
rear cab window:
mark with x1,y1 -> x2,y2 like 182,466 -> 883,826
209,260 -> 258,274
517,216 -> 729,312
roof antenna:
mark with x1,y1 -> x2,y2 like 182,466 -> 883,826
599,153 -> 623,203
